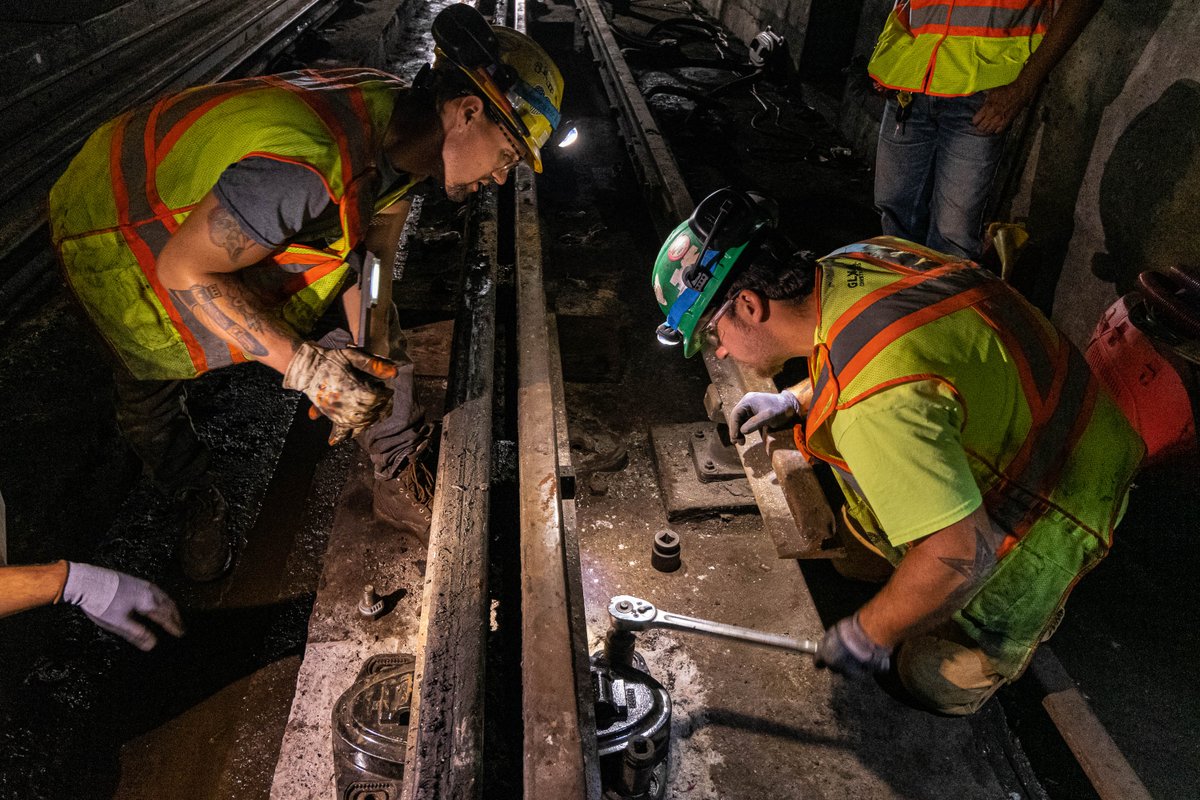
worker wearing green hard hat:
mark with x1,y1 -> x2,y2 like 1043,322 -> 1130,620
651,188 -> 1142,716
651,188 -> 791,357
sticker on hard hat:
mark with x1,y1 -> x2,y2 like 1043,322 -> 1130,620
666,233 -> 691,262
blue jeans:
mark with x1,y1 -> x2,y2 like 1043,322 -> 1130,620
874,92 -> 1007,260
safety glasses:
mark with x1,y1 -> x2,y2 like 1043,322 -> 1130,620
700,291 -> 737,350
490,111 -> 527,175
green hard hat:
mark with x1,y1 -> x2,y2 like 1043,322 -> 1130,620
651,188 -> 777,357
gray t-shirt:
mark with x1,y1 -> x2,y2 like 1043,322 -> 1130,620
212,158 -> 336,248
211,153 -> 411,248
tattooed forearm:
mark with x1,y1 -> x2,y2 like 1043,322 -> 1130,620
225,294 -> 265,334
169,283 -> 269,356
207,205 -> 255,262
937,518 -> 1001,605
220,280 -> 299,355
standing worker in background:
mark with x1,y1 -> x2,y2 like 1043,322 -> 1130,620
49,5 -> 567,582
651,188 -> 1142,715
869,0 -> 1100,259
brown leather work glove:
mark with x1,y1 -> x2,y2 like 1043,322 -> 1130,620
283,342 -> 398,444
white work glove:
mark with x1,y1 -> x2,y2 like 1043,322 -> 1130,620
729,390 -> 803,444
62,562 -> 185,651
283,342 -> 398,444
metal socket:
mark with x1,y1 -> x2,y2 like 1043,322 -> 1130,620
650,529 -> 681,573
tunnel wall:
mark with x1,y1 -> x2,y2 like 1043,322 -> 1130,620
694,0 -> 814,70
1002,3 -> 1200,346
721,0 -> 1200,349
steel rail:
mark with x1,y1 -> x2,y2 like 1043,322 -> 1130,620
507,0 -> 598,794
514,158 -> 599,800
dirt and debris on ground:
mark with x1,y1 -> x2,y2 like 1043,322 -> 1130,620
0,0 -> 1196,797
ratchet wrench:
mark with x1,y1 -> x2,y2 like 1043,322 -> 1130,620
607,595 -> 818,656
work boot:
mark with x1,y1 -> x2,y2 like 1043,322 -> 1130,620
373,453 -> 436,542
177,485 -> 234,582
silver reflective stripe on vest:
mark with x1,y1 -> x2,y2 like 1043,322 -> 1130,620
975,293 -> 1056,400
153,81 -> 258,145
822,240 -> 944,272
272,71 -> 379,172
908,1 -> 1048,33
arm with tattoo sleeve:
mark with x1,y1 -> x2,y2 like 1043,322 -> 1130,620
857,505 -> 1008,648
158,191 -> 302,373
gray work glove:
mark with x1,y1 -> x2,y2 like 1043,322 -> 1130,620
814,613 -> 892,678
283,342 -> 399,444
730,390 -> 802,444
63,562 -> 185,651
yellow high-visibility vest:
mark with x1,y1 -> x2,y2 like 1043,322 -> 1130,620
799,237 -> 1143,677
51,69 -> 416,380
868,0 -> 1053,96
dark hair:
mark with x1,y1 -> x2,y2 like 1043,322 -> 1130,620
721,232 -> 817,303
428,64 -> 485,108
409,62 -> 485,110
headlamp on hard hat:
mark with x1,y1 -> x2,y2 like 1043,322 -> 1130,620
553,122 -> 579,149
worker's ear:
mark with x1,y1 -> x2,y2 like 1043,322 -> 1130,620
456,94 -> 485,128
737,289 -> 769,324
441,94 -> 486,134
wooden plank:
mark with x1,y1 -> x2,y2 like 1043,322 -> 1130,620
402,190 -> 498,800
704,354 -> 836,556
574,0 -> 835,557
770,445 -> 837,558
404,319 -> 454,378
514,166 -> 590,798
1030,647 -> 1153,800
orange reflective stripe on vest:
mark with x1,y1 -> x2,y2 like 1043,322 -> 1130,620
805,238 -> 1102,546
869,1 -> 1052,95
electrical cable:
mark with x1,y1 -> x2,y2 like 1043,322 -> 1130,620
743,85 -> 814,160
644,83 -> 729,109
646,17 -> 724,42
